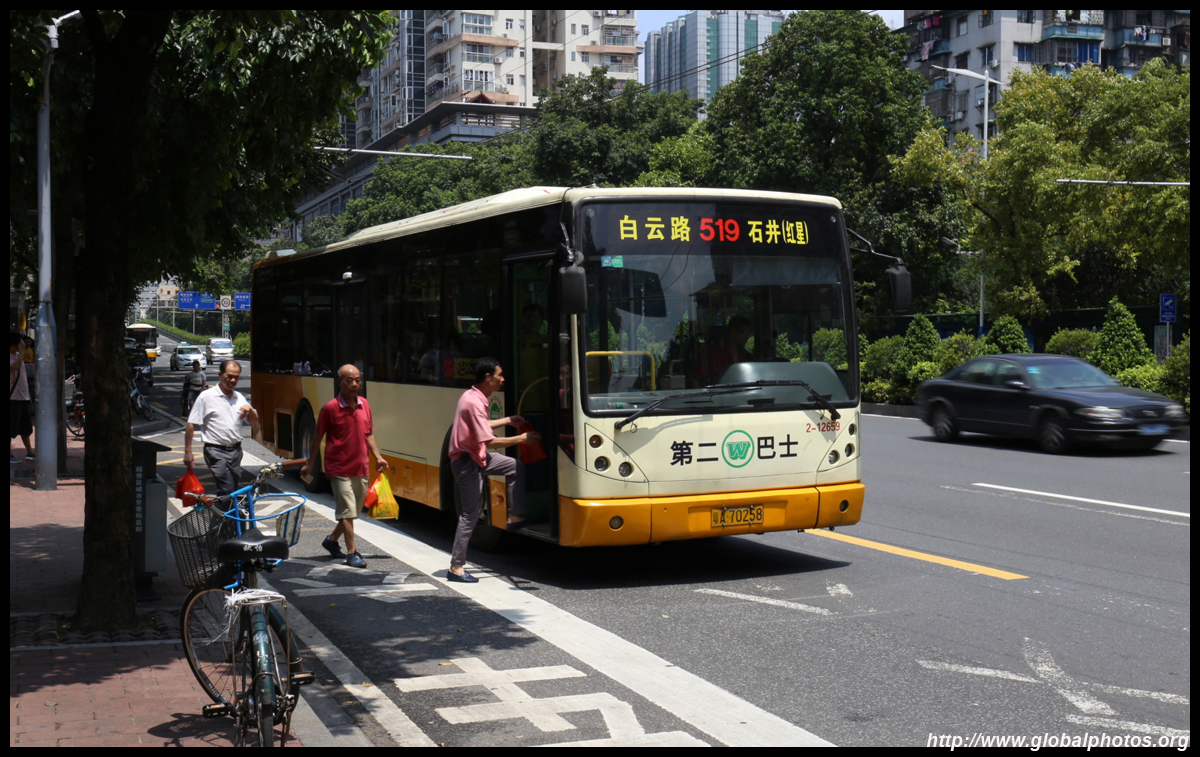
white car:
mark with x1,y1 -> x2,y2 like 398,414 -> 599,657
207,338 -> 235,364
171,344 -> 207,371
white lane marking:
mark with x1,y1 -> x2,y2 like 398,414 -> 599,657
291,583 -> 438,602
1022,638 -> 1116,715
303,498 -> 833,746
258,575 -> 436,747
972,483 -> 1190,518
397,657 -> 705,746
827,583 -> 852,597
284,577 -> 336,588
1065,714 -> 1190,739
1089,683 -> 1190,706
942,485 -> 1188,527
695,588 -> 833,616
917,660 -> 1038,683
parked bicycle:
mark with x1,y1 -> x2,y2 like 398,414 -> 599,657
65,374 -> 85,439
170,459 -> 315,746
129,367 -> 154,421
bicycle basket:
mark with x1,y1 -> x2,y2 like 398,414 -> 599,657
275,502 -> 306,548
167,507 -> 237,589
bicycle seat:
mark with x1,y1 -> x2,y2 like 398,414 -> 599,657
217,527 -> 289,563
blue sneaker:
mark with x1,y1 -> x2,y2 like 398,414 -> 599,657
345,551 -> 366,568
321,537 -> 344,558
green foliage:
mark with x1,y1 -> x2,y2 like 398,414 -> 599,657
633,122 -> 715,188
862,335 -> 906,384
533,68 -> 701,188
1160,331 -> 1190,413
895,315 -> 940,377
1045,328 -> 1099,359
908,361 -> 943,387
894,61 -> 1191,321
1088,297 -> 1155,376
301,214 -> 348,248
933,330 -> 992,375
233,331 -> 252,358
987,315 -> 1029,354
862,378 -> 892,404
812,329 -> 847,369
1115,364 -> 1165,395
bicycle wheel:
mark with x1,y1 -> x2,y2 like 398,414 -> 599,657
136,392 -> 155,421
66,407 -> 85,438
181,587 -> 240,705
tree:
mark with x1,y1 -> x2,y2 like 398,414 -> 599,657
10,10 -> 389,630
531,68 -> 701,187
1089,297 -> 1155,376
987,315 -> 1030,354
895,60 -> 1190,322
704,10 -> 971,316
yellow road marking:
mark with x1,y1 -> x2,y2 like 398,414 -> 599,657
808,529 -> 1028,580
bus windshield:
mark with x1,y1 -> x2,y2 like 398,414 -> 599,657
579,201 -> 856,417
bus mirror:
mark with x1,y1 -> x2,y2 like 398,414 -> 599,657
887,264 -> 912,313
560,266 -> 587,315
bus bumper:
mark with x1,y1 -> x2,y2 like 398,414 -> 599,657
558,483 -> 864,547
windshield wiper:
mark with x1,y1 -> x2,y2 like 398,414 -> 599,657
614,386 -> 762,430
705,380 -> 842,421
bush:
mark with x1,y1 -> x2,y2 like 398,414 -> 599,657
897,315 -> 940,376
233,332 -> 252,358
1160,331 -> 1190,413
812,328 -> 847,369
862,378 -> 892,404
862,335 -> 906,384
1089,297 -> 1154,376
1045,328 -> 1099,359
987,315 -> 1029,353
934,330 -> 991,375
1116,364 -> 1165,395
908,361 -> 942,387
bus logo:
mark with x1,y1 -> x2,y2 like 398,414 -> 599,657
722,431 -> 754,468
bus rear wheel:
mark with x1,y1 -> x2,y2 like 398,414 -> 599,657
294,408 -> 329,493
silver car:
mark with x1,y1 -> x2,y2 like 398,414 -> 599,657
207,338 -> 234,364
171,344 -> 207,371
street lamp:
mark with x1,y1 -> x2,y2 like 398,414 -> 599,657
932,65 -> 1000,159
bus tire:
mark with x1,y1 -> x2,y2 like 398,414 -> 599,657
295,407 -> 329,493
441,428 -> 508,552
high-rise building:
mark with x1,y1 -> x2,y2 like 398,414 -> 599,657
529,10 -> 640,95
643,10 -> 785,110
902,10 -> 1190,143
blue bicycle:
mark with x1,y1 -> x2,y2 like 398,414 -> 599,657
170,460 -> 314,747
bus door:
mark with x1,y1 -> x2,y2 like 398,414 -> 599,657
506,258 -> 557,536
332,279 -> 367,393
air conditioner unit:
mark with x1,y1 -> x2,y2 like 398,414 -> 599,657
955,111 -> 965,120
989,60 -> 999,69
494,56 -> 504,64
592,10 -> 602,17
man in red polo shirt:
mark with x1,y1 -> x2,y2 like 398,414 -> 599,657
301,364 -> 387,567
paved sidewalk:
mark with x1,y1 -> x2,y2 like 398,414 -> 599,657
9,438 -> 303,746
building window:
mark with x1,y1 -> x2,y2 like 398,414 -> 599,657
955,51 -> 970,69
979,10 -> 994,28
1017,10 -> 1035,24
571,23 -> 576,34
519,75 -> 526,87
571,51 -> 576,61
581,52 -> 589,63
981,45 -> 995,66
957,17 -> 968,37
582,24 -> 589,36
463,13 -> 492,35
507,74 -> 514,85
506,46 -> 514,58
505,18 -> 513,29
519,47 -> 525,58
1015,43 -> 1034,62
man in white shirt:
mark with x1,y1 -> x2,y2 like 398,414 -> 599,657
184,360 -> 259,495
9,333 -> 34,464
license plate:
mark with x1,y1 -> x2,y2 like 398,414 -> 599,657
1138,424 -> 1169,435
711,505 -> 765,528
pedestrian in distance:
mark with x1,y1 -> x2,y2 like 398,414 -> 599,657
180,359 -> 207,414
447,357 -> 540,583
9,332 -> 35,464
184,359 -> 259,496
301,364 -> 387,568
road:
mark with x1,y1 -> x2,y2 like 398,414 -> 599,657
141,355 -> 1191,746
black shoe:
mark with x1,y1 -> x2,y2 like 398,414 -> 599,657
446,570 -> 479,584
321,537 -> 345,558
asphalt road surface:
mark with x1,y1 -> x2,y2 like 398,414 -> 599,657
143,360 -> 1190,747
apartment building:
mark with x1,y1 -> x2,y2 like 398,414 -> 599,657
903,9 -> 1190,142
643,10 -> 785,110
529,10 -> 639,94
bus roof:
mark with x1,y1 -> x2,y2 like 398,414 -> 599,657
126,323 -> 157,330
264,186 -> 843,265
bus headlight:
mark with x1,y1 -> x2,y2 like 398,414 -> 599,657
827,450 -> 840,465
589,435 -> 603,448
618,462 -> 633,477
594,456 -> 610,472
844,443 -> 855,458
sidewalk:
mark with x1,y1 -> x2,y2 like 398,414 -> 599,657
9,434 -> 303,746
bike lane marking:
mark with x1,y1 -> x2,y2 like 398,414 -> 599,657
302,499 -> 832,747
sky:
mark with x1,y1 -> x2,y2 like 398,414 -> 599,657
635,10 -> 906,83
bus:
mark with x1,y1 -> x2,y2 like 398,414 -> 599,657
251,187 -> 908,548
125,322 -> 160,359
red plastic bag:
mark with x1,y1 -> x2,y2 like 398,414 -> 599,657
176,468 -> 205,504
515,419 -> 547,464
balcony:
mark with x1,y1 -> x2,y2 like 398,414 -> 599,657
1110,27 -> 1165,47
1043,11 -> 1104,41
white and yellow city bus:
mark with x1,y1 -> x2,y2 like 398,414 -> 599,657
252,187 -> 902,548
125,322 -> 160,359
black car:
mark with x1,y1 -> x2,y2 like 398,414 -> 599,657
916,354 -> 1184,453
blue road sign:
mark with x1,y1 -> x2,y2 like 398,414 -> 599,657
234,292 -> 252,310
1160,294 -> 1177,323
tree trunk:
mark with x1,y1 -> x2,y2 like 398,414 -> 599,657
73,10 -> 173,631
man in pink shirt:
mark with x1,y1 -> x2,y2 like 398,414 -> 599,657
301,364 -> 387,568
448,357 -> 540,583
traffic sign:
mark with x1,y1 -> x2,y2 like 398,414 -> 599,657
178,292 -> 217,310
234,292 -> 252,310
1160,293 -> 1176,323
219,295 -> 232,310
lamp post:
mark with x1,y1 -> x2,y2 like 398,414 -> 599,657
932,65 -> 1000,159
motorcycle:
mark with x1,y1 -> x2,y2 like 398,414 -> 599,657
181,383 -> 204,415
